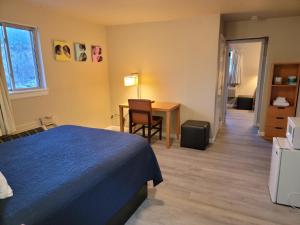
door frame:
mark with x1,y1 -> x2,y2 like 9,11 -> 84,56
213,34 -> 227,139
222,37 -> 269,127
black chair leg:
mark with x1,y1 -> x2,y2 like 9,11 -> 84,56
159,121 -> 162,140
142,125 -> 145,137
148,126 -> 151,143
129,122 -> 132,134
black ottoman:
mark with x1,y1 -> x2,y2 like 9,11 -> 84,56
180,120 -> 210,150
236,95 -> 254,110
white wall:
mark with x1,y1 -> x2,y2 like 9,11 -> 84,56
107,16 -> 221,137
229,42 -> 262,96
0,0 -> 112,131
225,16 -> 300,131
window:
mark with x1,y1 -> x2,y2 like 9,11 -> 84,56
0,22 -> 46,94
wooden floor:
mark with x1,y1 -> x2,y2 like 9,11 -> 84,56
126,109 -> 300,225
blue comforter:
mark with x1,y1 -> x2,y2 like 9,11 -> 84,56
0,125 -> 163,225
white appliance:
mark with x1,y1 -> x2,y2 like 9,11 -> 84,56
286,117 -> 300,149
269,137 -> 300,207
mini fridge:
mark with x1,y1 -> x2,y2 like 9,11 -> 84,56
269,137 -> 300,207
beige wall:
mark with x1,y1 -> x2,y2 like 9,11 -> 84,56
107,16 -> 221,137
229,42 -> 262,96
225,16 -> 300,132
0,0 -> 111,131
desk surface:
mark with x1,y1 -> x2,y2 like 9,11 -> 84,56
120,101 -> 180,112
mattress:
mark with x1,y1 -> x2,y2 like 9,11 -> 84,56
0,125 -> 163,225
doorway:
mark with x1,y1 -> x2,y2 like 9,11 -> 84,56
222,37 -> 268,130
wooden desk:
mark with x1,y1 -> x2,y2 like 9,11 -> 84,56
119,102 -> 180,148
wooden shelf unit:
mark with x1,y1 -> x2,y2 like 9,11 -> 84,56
265,63 -> 300,139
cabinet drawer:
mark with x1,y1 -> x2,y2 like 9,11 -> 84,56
267,106 -> 295,117
265,126 -> 286,138
265,116 -> 288,127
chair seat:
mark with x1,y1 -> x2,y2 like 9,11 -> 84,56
152,116 -> 163,125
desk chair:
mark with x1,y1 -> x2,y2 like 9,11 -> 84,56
128,99 -> 163,143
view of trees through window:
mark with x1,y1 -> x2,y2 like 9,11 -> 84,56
0,24 -> 40,91
0,25 -> 12,90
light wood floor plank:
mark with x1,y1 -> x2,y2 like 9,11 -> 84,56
126,109 -> 300,225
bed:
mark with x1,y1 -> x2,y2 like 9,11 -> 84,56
0,125 -> 163,225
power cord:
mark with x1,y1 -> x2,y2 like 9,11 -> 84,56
111,113 -> 129,127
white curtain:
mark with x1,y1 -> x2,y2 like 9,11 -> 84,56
229,49 -> 243,86
0,49 -> 16,136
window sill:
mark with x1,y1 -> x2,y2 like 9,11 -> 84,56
9,88 -> 49,100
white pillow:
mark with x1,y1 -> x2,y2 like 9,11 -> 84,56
0,171 -> 13,199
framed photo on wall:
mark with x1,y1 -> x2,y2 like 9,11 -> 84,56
54,40 -> 71,61
91,45 -> 103,62
74,43 -> 87,62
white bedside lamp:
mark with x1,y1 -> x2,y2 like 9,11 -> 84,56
124,73 -> 140,99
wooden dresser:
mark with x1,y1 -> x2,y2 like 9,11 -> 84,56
265,63 -> 300,139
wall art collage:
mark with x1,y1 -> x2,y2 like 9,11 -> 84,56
53,40 -> 103,63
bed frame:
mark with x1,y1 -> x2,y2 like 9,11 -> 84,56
38,183 -> 147,225
106,183 -> 147,225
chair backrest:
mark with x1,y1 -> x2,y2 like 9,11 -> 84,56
128,99 -> 152,125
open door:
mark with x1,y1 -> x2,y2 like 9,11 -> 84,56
254,38 -> 268,127
221,37 -> 268,130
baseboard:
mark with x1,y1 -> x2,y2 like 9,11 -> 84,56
16,123 -> 215,141
105,126 -> 129,132
105,126 -> 176,138
209,136 -> 216,144
15,121 -> 41,134
106,125 -> 215,144
210,127 -> 219,144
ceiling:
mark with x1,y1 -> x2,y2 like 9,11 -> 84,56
26,0 -> 300,25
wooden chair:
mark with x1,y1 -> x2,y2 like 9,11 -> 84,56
128,99 -> 163,143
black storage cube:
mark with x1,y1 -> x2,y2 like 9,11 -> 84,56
236,95 -> 254,110
180,120 -> 210,150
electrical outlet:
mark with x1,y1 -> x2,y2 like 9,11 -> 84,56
40,116 -> 54,126
40,116 -> 57,130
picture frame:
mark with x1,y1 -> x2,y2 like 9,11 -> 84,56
91,45 -> 103,62
74,43 -> 87,62
53,40 -> 71,61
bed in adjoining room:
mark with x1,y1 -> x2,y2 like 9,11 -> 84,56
0,125 -> 163,225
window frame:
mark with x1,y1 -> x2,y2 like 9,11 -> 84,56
0,22 -> 47,95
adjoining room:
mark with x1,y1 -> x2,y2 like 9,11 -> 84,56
225,40 -> 265,133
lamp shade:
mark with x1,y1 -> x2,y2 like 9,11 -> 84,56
124,74 -> 139,87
